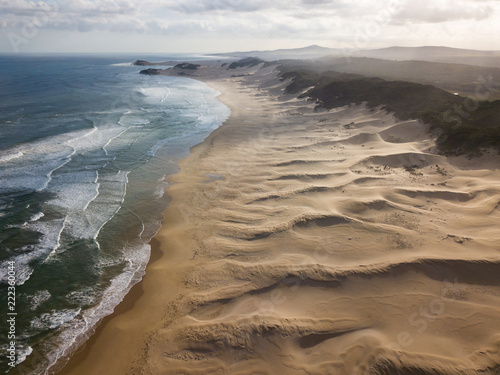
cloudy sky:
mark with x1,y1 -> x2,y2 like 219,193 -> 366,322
0,0 -> 499,53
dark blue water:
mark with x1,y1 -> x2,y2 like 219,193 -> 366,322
0,55 -> 230,374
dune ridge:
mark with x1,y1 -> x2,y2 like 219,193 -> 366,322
59,63 -> 500,375
127,64 -> 500,374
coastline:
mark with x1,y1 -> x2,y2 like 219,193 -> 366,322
58,63 -> 500,374
0,57 -> 233,375
55,67 -> 246,375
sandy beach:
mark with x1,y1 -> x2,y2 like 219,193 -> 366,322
58,63 -> 500,375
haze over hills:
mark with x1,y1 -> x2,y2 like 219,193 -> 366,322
357,46 -> 500,59
214,45 -> 500,68
214,44 -> 342,60
211,45 -> 500,99
281,57 -> 500,99
355,46 -> 500,68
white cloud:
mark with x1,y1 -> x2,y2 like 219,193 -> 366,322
0,0 -> 498,52
392,0 -> 494,24
0,0 -> 493,32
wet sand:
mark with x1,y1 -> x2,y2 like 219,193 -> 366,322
59,63 -> 500,375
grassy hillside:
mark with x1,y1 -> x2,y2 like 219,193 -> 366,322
355,46 -> 500,68
215,45 -> 500,68
277,57 -> 500,100
279,70 -> 363,94
280,69 -> 500,155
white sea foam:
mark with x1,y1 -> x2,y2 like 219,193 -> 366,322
154,180 -> 168,199
42,243 -> 151,375
47,171 -> 100,210
139,87 -> 171,103
65,287 -> 99,306
0,253 -> 35,285
30,212 -> 45,222
0,151 -> 24,163
0,149 -> 72,193
30,308 -> 82,330
0,124 -> 115,193
0,216 -> 64,285
16,346 -> 33,366
110,62 -> 133,67
0,71 -> 232,375
102,127 -> 130,155
118,112 -> 151,127
27,290 -> 52,311
29,217 -> 66,265
69,170 -> 129,242
0,122 -> 121,193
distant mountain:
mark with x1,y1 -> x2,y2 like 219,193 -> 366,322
277,56 -> 500,100
355,46 -> 500,68
214,45 -> 500,69
357,46 -> 500,59
214,45 -> 342,60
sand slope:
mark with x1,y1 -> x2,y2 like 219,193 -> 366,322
134,65 -> 500,374
60,64 -> 500,375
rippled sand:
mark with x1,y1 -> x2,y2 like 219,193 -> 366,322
60,64 -> 500,375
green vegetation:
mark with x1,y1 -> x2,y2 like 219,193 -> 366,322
227,57 -> 264,69
279,71 -> 322,94
173,63 -> 200,70
276,57 -> 500,100
139,68 -> 162,75
279,70 -> 362,94
133,60 -> 150,66
281,70 -> 500,155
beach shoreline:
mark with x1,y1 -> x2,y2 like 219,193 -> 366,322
55,64 -> 253,375
57,63 -> 500,375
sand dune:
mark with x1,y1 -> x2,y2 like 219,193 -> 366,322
137,65 -> 500,374
60,64 -> 500,375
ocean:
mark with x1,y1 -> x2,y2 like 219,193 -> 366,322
0,54 -> 230,374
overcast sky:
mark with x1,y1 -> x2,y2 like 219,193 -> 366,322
0,0 -> 499,53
